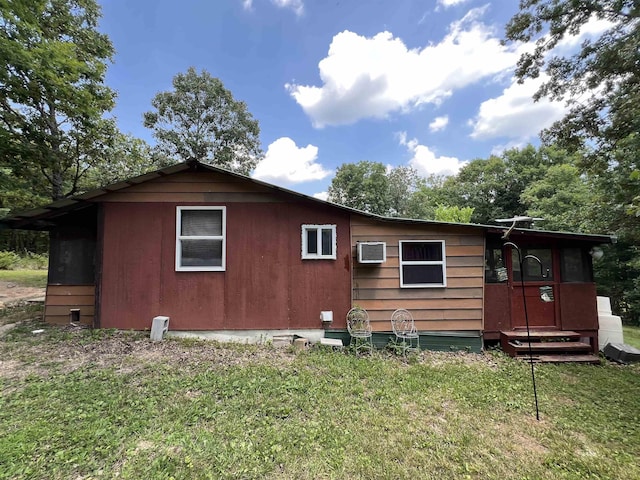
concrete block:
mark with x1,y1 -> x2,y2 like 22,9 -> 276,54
150,316 -> 170,342
293,337 -> 309,350
319,337 -> 343,348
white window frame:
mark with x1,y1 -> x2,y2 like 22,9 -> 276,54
399,240 -> 447,288
301,224 -> 337,260
176,206 -> 226,272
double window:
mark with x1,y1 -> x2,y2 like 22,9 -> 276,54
301,224 -> 336,260
176,206 -> 226,271
399,240 -> 446,288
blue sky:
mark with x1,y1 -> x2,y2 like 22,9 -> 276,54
99,0 -> 606,198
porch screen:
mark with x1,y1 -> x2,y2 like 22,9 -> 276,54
176,207 -> 226,271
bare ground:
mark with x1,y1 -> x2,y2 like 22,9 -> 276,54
0,280 -> 45,309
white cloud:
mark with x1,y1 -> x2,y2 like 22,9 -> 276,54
438,0 -> 470,7
313,191 -> 329,201
242,0 -> 303,15
272,0 -> 304,16
286,7 -> 520,127
429,115 -> 449,132
398,132 -> 466,176
252,137 -> 331,184
469,76 -> 567,141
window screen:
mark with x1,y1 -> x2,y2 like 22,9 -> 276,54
176,207 -> 226,271
560,248 -> 592,282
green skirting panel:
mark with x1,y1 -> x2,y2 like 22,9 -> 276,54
324,330 -> 483,353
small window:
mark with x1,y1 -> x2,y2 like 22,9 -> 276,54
302,225 -> 336,259
399,240 -> 446,288
176,206 -> 226,271
512,248 -> 553,281
560,248 -> 592,282
485,246 -> 506,283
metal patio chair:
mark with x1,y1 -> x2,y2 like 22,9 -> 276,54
346,307 -> 373,355
391,308 -> 420,355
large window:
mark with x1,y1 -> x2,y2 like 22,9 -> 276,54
301,224 -> 336,260
399,240 -> 446,288
176,206 -> 226,271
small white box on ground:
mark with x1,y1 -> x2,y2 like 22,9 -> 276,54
150,316 -> 170,342
320,337 -> 343,348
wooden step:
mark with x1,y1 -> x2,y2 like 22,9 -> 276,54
508,341 -> 592,354
517,354 -> 601,364
501,330 -> 581,341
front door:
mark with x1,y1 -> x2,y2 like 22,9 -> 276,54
509,247 -> 557,329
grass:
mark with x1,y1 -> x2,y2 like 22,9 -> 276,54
0,269 -> 47,288
0,309 -> 639,479
622,325 -> 640,349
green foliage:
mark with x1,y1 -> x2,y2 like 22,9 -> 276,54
0,325 -> 639,479
0,252 -> 47,271
521,164 -> 592,232
0,0 -> 116,201
328,161 -> 390,214
387,165 -> 421,216
79,133 -> 166,189
505,0 -> 639,157
505,1 -> 640,324
433,205 -> 474,223
143,67 -> 263,175
0,250 -> 19,270
328,161 -> 420,216
412,145 -> 573,224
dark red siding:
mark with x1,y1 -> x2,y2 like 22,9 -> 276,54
99,201 -> 351,331
559,283 -> 598,331
483,284 -> 511,336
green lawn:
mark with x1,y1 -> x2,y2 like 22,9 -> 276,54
622,325 -> 640,349
1,308 -> 639,480
0,269 -> 47,288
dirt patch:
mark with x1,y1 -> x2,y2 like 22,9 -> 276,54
0,281 -> 45,309
0,323 -> 296,381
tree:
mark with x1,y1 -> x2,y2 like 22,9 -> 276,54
437,145 -> 572,224
521,164 -> 592,232
504,0 -> 640,233
0,0 -> 116,201
505,1 -> 640,324
328,161 -> 390,215
387,166 -> 420,217
405,174 -> 454,220
143,67 -> 263,175
505,1 -> 638,152
80,133 -> 167,189
433,205 -> 474,223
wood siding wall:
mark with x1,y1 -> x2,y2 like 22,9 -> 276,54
44,285 -> 95,325
98,171 -> 352,331
352,216 -> 484,332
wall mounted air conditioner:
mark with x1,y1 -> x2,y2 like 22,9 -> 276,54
358,242 -> 386,263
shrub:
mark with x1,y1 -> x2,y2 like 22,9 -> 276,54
20,252 -> 49,270
0,250 -> 20,270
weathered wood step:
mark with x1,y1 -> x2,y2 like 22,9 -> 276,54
517,354 -> 601,364
501,330 -> 581,340
508,341 -> 592,354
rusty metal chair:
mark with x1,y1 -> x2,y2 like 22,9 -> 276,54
391,308 -> 419,355
346,307 -> 373,355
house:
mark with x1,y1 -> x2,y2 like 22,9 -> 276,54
0,160 -> 614,354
